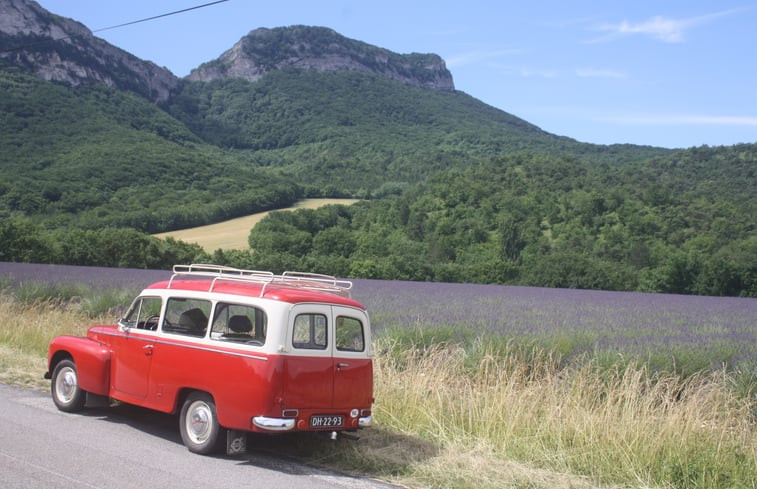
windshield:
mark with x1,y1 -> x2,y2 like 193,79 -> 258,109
121,296 -> 162,330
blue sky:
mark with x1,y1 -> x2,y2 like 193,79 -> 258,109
36,0 -> 757,149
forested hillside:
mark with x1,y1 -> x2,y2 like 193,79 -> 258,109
166,70 -> 667,195
236,145 -> 756,296
0,68 -> 300,232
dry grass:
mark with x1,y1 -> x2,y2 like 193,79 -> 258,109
372,341 -> 757,488
401,443 -> 604,489
0,344 -> 49,389
1,297 -> 754,488
153,198 -> 359,251
0,297 -> 97,387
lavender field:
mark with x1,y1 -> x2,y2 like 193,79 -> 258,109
0,262 -> 172,290
2,261 -> 755,376
352,279 -> 757,375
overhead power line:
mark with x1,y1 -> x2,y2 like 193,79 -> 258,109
92,0 -> 230,33
0,0 -> 231,54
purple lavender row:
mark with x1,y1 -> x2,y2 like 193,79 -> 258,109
2,262 -> 755,371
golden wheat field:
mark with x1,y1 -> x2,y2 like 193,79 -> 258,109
153,198 -> 359,251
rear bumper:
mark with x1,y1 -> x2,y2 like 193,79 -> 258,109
252,414 -> 373,431
358,415 -> 372,428
252,416 -> 296,431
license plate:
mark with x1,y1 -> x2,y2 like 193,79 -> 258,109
310,415 -> 344,428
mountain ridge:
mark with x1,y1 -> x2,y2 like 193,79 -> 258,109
1,1 -> 455,99
0,0 -> 178,102
0,0 -> 673,220
187,25 -> 454,91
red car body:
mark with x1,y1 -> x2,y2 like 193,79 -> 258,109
46,265 -> 373,454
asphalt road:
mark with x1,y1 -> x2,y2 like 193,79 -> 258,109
0,383 -> 395,489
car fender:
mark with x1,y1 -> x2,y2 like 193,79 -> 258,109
47,336 -> 111,396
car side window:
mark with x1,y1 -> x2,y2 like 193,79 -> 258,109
336,316 -> 365,352
210,302 -> 267,345
162,298 -> 211,337
122,297 -> 162,331
292,313 -> 327,350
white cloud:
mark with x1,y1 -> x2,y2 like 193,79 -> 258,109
598,114 -> 757,126
576,68 -> 627,79
588,9 -> 741,43
608,16 -> 691,43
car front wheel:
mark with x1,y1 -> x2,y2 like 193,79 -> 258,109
179,392 -> 224,454
51,359 -> 86,412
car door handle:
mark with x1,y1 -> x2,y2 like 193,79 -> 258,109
142,344 -> 154,356
336,362 -> 349,370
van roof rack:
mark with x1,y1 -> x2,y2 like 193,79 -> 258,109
168,264 -> 353,298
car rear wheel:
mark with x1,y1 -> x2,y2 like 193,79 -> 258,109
51,359 -> 86,412
179,392 -> 224,454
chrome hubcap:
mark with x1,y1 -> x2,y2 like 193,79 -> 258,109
55,367 -> 77,403
186,401 -> 212,444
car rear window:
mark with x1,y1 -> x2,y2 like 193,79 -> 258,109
292,313 -> 327,350
336,316 -> 365,352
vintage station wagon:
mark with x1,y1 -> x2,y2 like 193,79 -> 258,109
45,264 -> 373,454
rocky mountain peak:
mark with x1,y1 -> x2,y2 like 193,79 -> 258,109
187,26 -> 455,91
0,0 -> 178,102
0,0 -> 87,39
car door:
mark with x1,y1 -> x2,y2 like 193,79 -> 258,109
111,296 -> 161,399
284,304 -> 334,409
331,306 -> 372,408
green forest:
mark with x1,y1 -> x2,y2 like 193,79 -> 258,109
0,69 -> 302,232
1,60 -> 755,296
223,146 -> 756,297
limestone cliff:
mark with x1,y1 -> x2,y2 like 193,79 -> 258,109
187,26 -> 454,91
1,3 -> 454,102
0,0 -> 178,102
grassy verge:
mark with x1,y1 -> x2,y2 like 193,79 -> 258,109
370,340 -> 755,488
0,291 -> 754,488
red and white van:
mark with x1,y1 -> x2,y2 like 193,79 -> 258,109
45,264 -> 373,454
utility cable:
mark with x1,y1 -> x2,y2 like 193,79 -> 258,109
0,0 -> 231,54
92,0 -> 230,33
